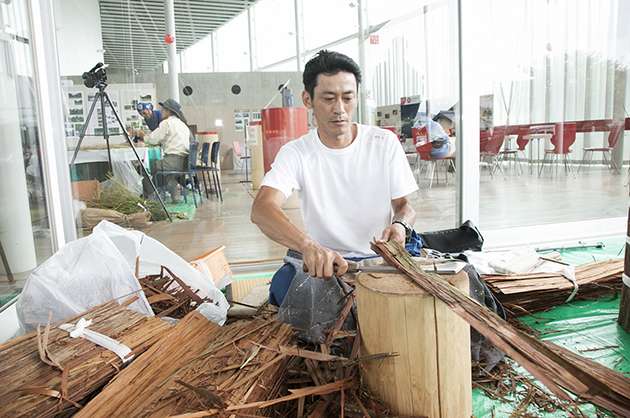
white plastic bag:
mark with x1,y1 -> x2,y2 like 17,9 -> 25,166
16,227 -> 153,335
93,221 -> 229,325
111,149 -> 143,196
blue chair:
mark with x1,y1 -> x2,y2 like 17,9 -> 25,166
196,141 -> 223,201
197,142 -> 214,198
154,141 -> 203,207
209,141 -> 223,201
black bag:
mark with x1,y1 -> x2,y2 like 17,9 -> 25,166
418,220 -> 484,253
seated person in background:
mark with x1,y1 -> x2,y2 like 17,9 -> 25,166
414,115 -> 456,159
137,102 -> 162,132
251,50 -> 420,343
137,98 -> 190,203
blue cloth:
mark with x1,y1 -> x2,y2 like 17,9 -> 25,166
269,232 -> 423,307
405,229 -> 423,256
430,140 -> 451,159
144,110 -> 163,132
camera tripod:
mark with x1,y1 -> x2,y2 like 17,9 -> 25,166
68,84 -> 172,221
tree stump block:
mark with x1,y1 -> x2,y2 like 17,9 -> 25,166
617,209 -> 630,332
356,270 -> 472,417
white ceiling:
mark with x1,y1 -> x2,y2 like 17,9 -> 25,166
98,0 -> 258,70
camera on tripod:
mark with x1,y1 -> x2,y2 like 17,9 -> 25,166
82,62 -> 107,89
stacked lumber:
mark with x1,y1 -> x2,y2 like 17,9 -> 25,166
74,313 -> 297,417
0,300 -> 171,418
482,259 -> 623,316
371,240 -> 630,417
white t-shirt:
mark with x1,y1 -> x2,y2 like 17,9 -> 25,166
261,124 -> 419,258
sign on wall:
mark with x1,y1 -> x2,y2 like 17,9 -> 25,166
234,109 -> 250,132
63,83 -> 157,138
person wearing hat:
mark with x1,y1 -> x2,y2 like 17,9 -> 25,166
137,98 -> 190,203
136,102 -> 163,132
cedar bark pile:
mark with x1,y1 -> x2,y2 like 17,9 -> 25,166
74,312 -> 296,417
371,240 -> 630,417
139,266 -> 218,319
483,259 -> 623,317
0,301 -> 171,418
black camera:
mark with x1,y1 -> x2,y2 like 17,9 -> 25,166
82,62 -> 107,88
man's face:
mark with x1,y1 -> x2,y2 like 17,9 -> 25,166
139,109 -> 153,119
303,72 -> 357,140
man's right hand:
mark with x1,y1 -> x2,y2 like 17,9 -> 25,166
301,241 -> 348,280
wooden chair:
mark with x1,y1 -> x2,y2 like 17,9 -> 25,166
499,127 -> 530,175
480,126 -> 507,180
538,122 -> 577,178
579,122 -> 623,174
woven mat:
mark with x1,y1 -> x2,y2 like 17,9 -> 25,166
230,277 -> 271,303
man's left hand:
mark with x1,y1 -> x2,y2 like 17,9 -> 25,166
377,223 -> 406,245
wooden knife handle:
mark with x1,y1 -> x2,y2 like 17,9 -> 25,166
302,261 -> 359,274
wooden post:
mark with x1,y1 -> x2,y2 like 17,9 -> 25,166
618,193 -> 630,332
355,270 -> 472,418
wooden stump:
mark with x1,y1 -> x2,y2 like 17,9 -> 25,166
356,270 -> 472,418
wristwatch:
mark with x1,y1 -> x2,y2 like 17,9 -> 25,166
392,219 -> 413,243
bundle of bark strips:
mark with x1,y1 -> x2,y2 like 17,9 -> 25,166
482,259 -> 623,317
0,299 -> 171,418
372,241 -> 630,417
74,313 -> 299,417
139,265 -> 216,319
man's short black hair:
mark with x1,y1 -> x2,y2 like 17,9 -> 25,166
303,50 -> 362,99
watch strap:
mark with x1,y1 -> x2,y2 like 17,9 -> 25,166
392,219 -> 412,243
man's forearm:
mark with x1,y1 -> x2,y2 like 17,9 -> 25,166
392,199 -> 416,227
251,186 -> 349,278
251,200 -> 312,253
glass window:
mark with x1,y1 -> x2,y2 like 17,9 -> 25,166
0,0 -> 54,308
29,0 -> 630,295
302,0 -> 358,52
366,0 -> 422,27
253,0 -> 296,70
476,0 -> 628,230
365,0 -> 460,231
181,37 -> 214,73
215,12 -> 250,72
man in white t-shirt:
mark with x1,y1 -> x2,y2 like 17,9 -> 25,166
251,51 -> 418,324
252,52 -> 505,370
